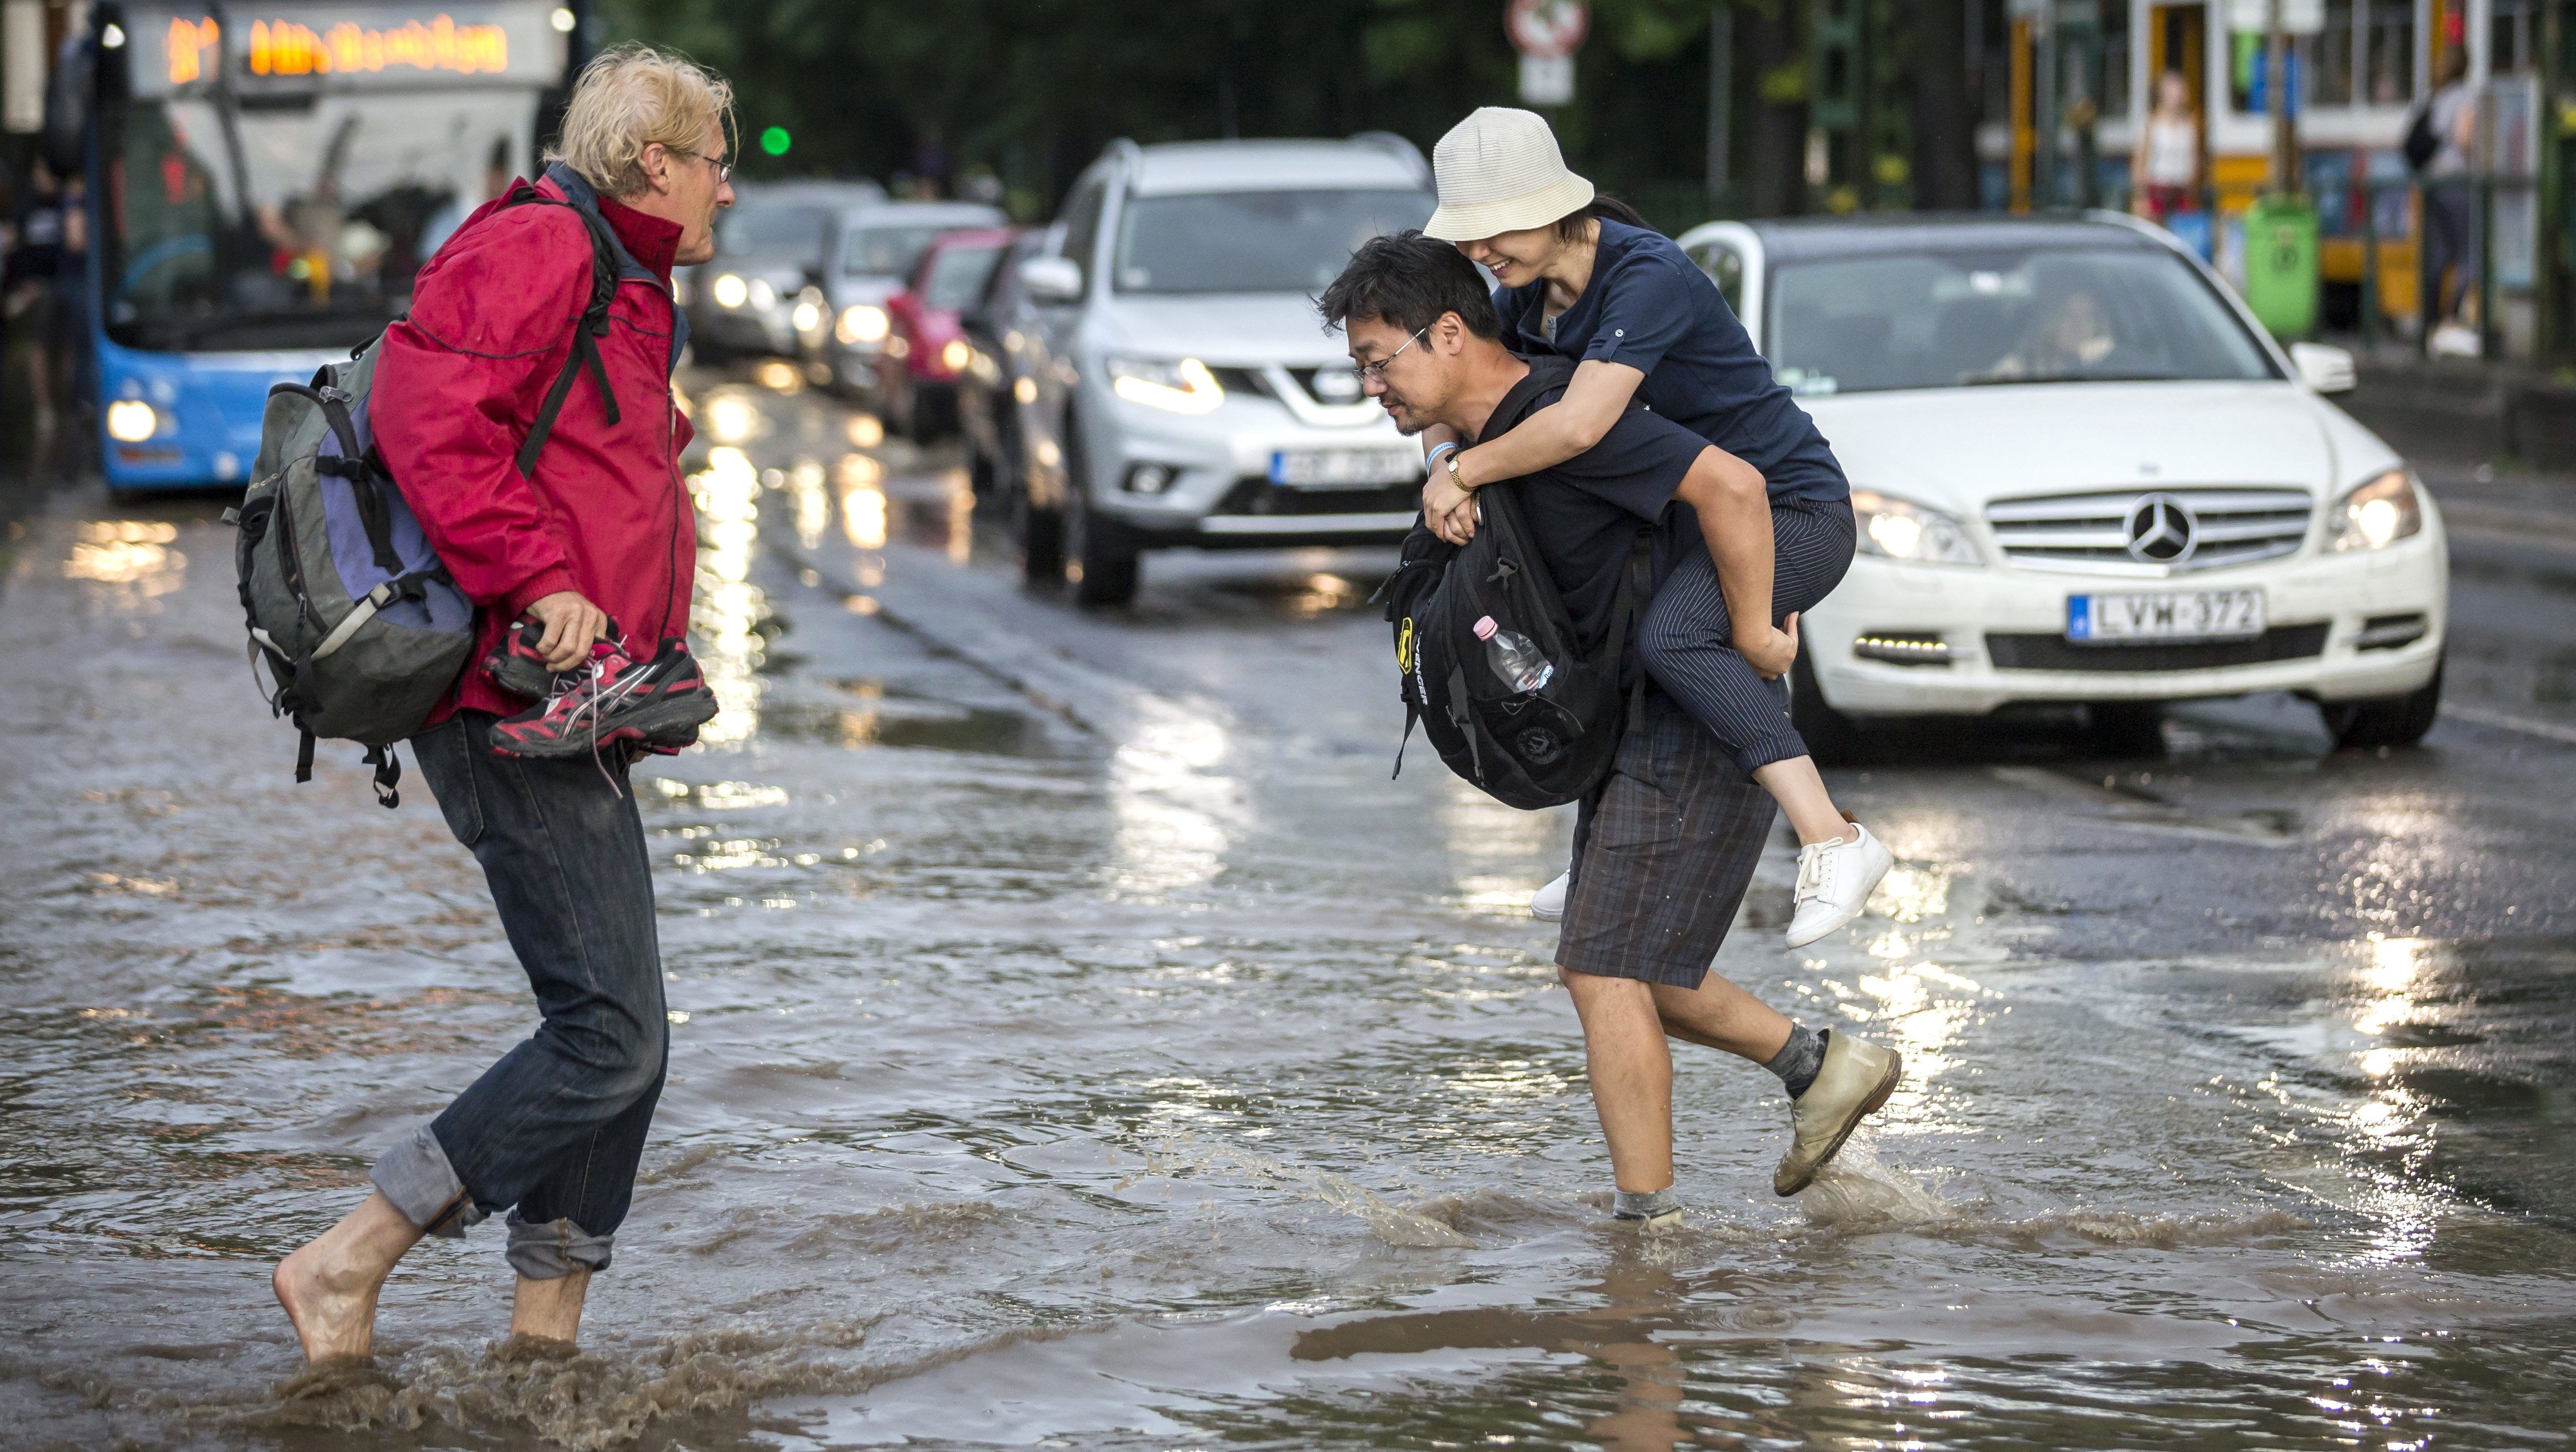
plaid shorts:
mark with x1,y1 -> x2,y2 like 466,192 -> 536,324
1558,690 -> 1778,989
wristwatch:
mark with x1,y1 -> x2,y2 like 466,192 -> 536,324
1445,451 -> 1471,493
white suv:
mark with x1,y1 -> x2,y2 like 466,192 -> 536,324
997,137 -> 1435,605
1674,213 -> 2446,755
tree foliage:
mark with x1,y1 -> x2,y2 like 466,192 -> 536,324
600,0 -> 1735,214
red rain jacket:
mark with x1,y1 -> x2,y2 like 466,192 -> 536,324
375,168 -> 696,724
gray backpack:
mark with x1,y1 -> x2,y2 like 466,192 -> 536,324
229,186 -> 622,806
230,345 -> 476,807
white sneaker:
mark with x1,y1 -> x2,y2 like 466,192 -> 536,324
1785,823 -> 1892,949
2429,321 -> 2482,358
1530,870 -> 1569,922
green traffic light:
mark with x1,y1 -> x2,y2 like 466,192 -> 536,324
760,126 -> 791,157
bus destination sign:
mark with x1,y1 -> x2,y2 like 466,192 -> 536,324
134,3 -> 564,94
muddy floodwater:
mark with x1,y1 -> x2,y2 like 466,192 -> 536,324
6,374 -> 2576,1450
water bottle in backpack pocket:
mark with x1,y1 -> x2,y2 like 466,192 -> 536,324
1474,615 -> 1555,693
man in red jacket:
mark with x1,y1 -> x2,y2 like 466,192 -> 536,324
272,43 -> 734,1363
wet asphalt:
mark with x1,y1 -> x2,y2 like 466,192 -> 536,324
2,364 -> 2574,1450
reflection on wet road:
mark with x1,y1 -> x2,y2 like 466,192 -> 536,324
4,367 -> 2575,1450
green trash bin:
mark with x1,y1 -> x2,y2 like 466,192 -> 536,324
2240,193 -> 2320,341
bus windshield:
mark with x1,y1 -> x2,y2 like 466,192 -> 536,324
99,5 -> 563,353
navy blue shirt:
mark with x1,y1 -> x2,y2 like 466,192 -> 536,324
1482,357 -> 1708,653
1494,219 -> 1849,505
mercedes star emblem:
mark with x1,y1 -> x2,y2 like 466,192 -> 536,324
2126,493 -> 2197,563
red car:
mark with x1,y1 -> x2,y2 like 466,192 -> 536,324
876,226 -> 1018,442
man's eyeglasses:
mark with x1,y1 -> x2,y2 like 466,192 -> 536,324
667,146 -> 733,184
1356,326 -> 1428,385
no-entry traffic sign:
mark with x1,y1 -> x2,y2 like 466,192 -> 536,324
1507,0 -> 1588,60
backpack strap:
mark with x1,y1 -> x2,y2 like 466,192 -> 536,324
1446,663 -> 1482,780
1610,527 -> 1658,725
496,183 -> 624,480
363,744 -> 402,809
269,379 -> 405,575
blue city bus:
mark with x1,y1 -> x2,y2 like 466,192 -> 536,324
43,3 -> 578,492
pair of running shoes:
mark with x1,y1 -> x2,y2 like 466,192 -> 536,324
481,618 -> 721,759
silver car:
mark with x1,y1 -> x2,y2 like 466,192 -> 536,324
1001,137 -> 1435,605
807,200 -> 1008,395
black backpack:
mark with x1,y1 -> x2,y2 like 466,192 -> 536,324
2402,102 -> 2441,174
1376,451 -> 1654,812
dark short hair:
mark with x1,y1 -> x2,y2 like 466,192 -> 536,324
1316,230 -> 1501,342
1553,193 -> 1648,243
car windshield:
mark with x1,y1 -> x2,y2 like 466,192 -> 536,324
99,91 -> 536,352
1112,189 -> 1433,295
922,243 -> 1006,310
842,224 -> 947,277
721,202 -> 830,262
1763,244 -> 2279,395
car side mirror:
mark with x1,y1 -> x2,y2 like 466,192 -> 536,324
2289,342 -> 2356,395
1019,256 -> 1082,304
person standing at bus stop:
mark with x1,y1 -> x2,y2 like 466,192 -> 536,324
271,43 -> 734,1364
2415,48 -> 2483,357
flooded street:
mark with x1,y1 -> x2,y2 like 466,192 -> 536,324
6,365 -> 2576,1451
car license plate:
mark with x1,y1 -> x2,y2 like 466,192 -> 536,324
2067,589 -> 2266,642
1269,446 -> 1419,488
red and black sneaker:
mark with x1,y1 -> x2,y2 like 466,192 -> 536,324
481,616 -> 565,704
488,637 -> 720,759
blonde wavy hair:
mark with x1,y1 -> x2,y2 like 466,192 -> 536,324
545,42 -> 735,200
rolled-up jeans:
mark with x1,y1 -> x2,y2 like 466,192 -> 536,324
370,712 -> 668,1279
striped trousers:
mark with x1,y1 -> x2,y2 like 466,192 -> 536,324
1635,496 -> 1856,776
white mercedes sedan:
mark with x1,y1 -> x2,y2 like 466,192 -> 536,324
1676,213 -> 2446,757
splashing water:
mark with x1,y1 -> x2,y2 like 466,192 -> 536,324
1796,1134 -> 1954,1228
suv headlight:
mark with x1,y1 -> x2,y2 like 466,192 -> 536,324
1852,488 -> 1981,566
1106,356 -> 1224,415
2328,469 -> 2423,552
837,303 -> 889,345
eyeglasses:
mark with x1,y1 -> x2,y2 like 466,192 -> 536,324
1356,326 -> 1428,384
667,146 -> 733,184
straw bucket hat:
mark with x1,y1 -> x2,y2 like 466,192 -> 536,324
1424,107 -> 1596,242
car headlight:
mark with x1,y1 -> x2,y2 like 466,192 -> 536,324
1107,356 -> 1224,414
1851,487 -> 1981,566
2328,469 -> 2423,552
106,399 -> 160,442
711,273 -> 748,309
792,288 -> 825,336
748,279 -> 778,312
837,304 -> 889,345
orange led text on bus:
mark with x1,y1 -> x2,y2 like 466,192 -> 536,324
167,14 -> 511,85
250,15 -> 510,76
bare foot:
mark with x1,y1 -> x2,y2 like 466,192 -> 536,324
273,1191 -> 425,1364
510,1268 -> 592,1344
273,1242 -> 384,1363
